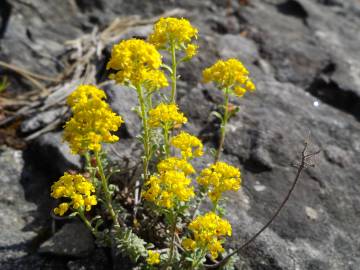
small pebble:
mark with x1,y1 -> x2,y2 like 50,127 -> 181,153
305,206 -> 318,220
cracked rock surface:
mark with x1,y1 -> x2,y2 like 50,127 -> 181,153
0,0 -> 360,269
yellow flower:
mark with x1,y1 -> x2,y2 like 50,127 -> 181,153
84,195 -> 97,211
186,212 -> 232,259
203,58 -> 255,97
143,70 -> 169,92
157,157 -> 195,175
233,86 -> 246,97
182,238 -> 196,251
63,85 -> 123,154
71,193 -> 84,209
147,250 -> 160,265
53,202 -> 69,216
209,240 -> 224,259
149,17 -> 198,49
171,131 -> 203,159
143,168 -> 194,209
197,162 -> 241,203
185,43 -> 198,59
67,85 -> 106,109
51,173 -> 97,215
142,175 -> 161,202
148,103 -> 187,128
107,39 -> 168,90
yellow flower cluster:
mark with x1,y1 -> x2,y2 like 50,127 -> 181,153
171,131 -> 203,159
203,58 -> 255,97
107,39 -> 168,89
182,212 -> 232,259
63,85 -> 123,154
148,103 -> 187,128
67,85 -> 106,109
147,250 -> 160,265
157,157 -> 195,175
197,162 -> 241,203
143,157 -> 195,209
149,17 -> 198,50
51,173 -> 97,216
185,43 -> 198,59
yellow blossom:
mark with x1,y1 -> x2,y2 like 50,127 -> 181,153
148,103 -> 187,128
149,17 -> 198,49
203,58 -> 255,97
184,212 -> 232,259
143,170 -> 194,209
51,173 -> 97,215
71,193 -> 84,209
63,85 -> 123,154
147,250 -> 160,265
53,202 -> 69,216
182,238 -> 196,251
197,162 -> 241,203
107,39 -> 168,90
143,69 -> 169,92
171,131 -> 203,159
84,195 -> 97,211
185,43 -> 198,59
142,175 -> 161,202
157,157 -> 195,175
67,85 -> 106,109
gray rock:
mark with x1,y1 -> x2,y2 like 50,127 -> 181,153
32,132 -> 81,171
2,0 -> 360,269
217,34 -> 260,66
104,82 -> 141,138
0,146 -> 37,264
39,222 -> 94,258
20,107 -> 67,134
67,248 -> 111,270
220,75 -> 360,269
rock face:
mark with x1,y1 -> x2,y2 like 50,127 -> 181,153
1,0 -> 360,269
39,222 -> 95,258
0,146 -> 36,266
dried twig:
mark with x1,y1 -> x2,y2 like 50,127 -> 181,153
0,60 -> 61,82
0,9 -> 186,134
204,139 -> 321,269
24,118 -> 63,141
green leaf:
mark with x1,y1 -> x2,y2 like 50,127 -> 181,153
68,212 -> 78,218
209,147 -> 217,157
90,215 -> 102,223
114,228 -> 148,263
210,111 -> 223,120
160,93 -> 169,103
94,219 -> 104,230
108,184 -> 119,193
0,77 -> 10,93
161,63 -> 173,74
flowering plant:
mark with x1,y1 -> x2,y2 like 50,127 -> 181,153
50,17 -> 256,269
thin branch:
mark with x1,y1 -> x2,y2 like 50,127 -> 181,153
204,141 -> 319,269
0,60 -> 61,82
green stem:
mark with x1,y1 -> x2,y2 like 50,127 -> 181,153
167,213 -> 178,267
84,152 -> 96,183
136,84 -> 151,182
191,248 -> 207,269
212,199 -> 218,213
214,90 -> 230,163
191,190 -> 207,219
78,209 -> 96,236
163,124 -> 170,158
95,151 -> 120,228
170,42 -> 177,103
84,152 -> 91,170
